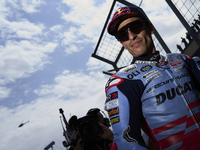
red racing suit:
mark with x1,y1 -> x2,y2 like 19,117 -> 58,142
105,52 -> 200,150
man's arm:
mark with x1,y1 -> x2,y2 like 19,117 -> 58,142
105,74 -> 150,150
183,55 -> 200,92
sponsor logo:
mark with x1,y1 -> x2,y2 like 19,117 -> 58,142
106,91 -> 118,102
121,64 -> 138,73
174,66 -> 185,72
127,71 -> 140,79
167,57 -> 175,61
146,73 -> 189,93
115,7 -> 130,16
156,61 -> 168,66
140,65 -> 152,72
135,60 -> 157,64
146,72 -> 162,83
110,116 -> 120,125
178,56 -> 182,59
156,81 -> 193,105
150,54 -> 159,61
105,99 -> 119,110
169,60 -> 182,67
123,126 -> 138,143
142,69 -> 158,79
108,107 -> 119,117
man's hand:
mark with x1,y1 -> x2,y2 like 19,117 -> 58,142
70,131 -> 84,150
98,122 -> 114,141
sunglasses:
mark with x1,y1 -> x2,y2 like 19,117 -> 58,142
115,20 -> 148,42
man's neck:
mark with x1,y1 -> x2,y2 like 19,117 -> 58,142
131,51 -> 160,64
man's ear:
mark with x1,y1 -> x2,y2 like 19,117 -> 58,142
121,42 -> 127,49
149,23 -> 154,34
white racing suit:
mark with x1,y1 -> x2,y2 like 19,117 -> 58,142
105,52 -> 200,150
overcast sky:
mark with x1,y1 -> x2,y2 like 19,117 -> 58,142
0,0 -> 195,149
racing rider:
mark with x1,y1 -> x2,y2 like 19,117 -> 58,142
105,6 -> 200,150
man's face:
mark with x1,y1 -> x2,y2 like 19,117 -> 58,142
117,17 -> 155,57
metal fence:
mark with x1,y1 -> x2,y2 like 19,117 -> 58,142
169,0 -> 200,52
92,0 -> 171,75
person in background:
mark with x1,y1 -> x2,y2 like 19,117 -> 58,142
70,108 -> 113,150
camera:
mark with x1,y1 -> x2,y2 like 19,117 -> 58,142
73,111 -> 102,142
59,108 -> 110,149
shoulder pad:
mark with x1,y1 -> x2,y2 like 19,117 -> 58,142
105,74 -> 124,93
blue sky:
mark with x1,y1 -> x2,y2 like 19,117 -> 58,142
0,0 -> 193,149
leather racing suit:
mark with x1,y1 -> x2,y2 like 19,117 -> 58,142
105,51 -> 200,150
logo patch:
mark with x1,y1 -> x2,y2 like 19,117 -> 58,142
169,61 -> 182,67
150,54 -> 159,61
178,56 -> 182,59
106,91 -> 118,102
146,73 -> 188,93
105,99 -> 119,110
174,66 -> 185,72
123,126 -> 138,143
108,107 -> 119,117
146,72 -> 162,83
121,64 -> 138,73
110,116 -> 120,125
167,58 -> 175,61
127,71 -> 140,79
156,61 -> 168,66
135,60 -> 157,64
142,69 -> 158,79
156,81 -> 193,105
140,65 -> 152,72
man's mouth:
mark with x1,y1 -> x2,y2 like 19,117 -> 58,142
131,39 -> 142,48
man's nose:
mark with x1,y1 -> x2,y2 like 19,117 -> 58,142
127,29 -> 136,40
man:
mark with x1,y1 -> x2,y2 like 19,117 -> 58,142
70,108 -> 113,150
105,6 -> 200,150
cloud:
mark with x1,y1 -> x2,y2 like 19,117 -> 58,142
50,25 -> 63,32
61,26 -> 86,55
86,57 -> 111,71
34,70 -> 107,99
2,0 -> 45,14
0,68 -> 109,150
59,0 -> 113,54
140,0 -> 188,51
0,86 -> 11,99
20,0 -> 46,13
0,40 -> 57,85
0,93 -> 107,150
0,19 -> 45,40
0,98 -> 66,150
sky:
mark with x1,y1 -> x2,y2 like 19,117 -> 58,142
0,0 -> 194,149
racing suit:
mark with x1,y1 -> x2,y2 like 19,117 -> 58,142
105,51 -> 200,150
